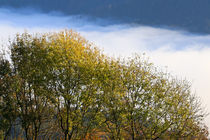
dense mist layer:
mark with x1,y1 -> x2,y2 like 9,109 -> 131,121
1,8 -> 210,128
1,0 -> 210,34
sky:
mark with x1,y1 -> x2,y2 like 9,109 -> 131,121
1,8 -> 210,128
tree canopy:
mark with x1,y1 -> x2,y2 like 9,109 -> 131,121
0,30 -> 208,140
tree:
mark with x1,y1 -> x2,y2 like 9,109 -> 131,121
0,58 -> 17,140
122,55 -> 208,139
9,33 -> 54,140
96,57 -> 127,140
29,30 -> 104,140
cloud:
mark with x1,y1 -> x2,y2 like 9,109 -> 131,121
1,8 -> 210,127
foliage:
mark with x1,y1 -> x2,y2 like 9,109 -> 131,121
0,30 -> 208,140
0,58 -> 17,139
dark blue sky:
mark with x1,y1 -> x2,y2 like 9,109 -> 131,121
0,0 -> 210,34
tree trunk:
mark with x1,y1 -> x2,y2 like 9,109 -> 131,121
25,128 -> 30,140
4,125 -> 11,140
